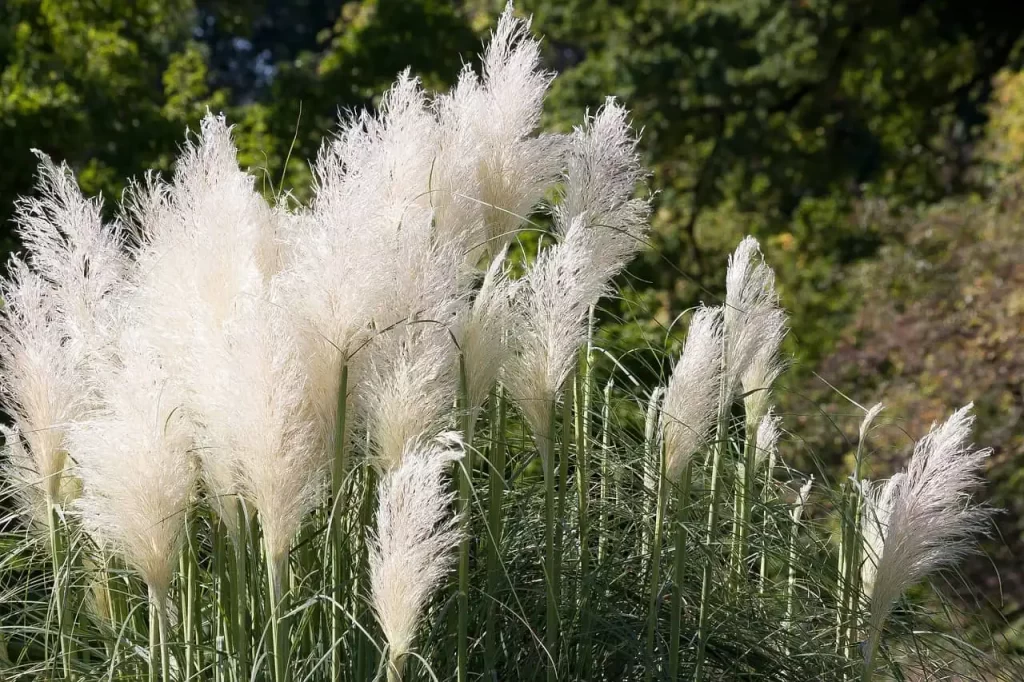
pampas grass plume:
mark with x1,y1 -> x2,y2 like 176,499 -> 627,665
859,404 -> 991,672
724,237 -> 785,404
661,306 -> 724,481
370,435 -> 462,679
71,331 -> 196,603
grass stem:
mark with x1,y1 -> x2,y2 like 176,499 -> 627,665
694,388 -> 730,682
330,363 -> 349,682
667,461 -> 692,681
643,452 -> 668,682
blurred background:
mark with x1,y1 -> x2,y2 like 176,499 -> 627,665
2,0 -> 1022,651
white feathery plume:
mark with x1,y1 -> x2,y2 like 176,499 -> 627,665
192,293 -> 322,570
277,203 -> 378,455
321,72 -> 439,269
0,155 -> 126,523
858,474 -> 902,603
468,3 -> 565,259
859,404 -> 991,671
127,112 -> 278,356
506,96 -> 648,446
0,266 -> 82,517
556,98 -> 650,276
454,249 -> 516,416
14,152 -> 127,355
740,310 -> 788,428
754,409 -> 783,472
287,73 -> 462,455
506,222 -> 610,451
362,329 -> 459,472
126,113 -> 280,536
70,328 -> 195,604
428,68 -> 486,262
724,237 -> 785,404
661,306 -> 724,481
370,435 -> 462,677
859,402 -> 885,444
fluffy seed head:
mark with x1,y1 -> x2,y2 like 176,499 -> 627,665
859,404 -> 991,661
370,436 -> 462,672
126,113 -> 281,536
14,153 -> 127,355
1,153 -> 125,522
724,237 -> 785,403
661,306 -> 724,481
556,98 -> 650,274
362,330 -> 458,471
506,222 -> 610,451
455,249 -> 516,415
740,312 -> 787,428
470,4 -> 565,258
0,266 -> 80,511
755,409 -> 782,472
70,330 -> 195,602
191,294 -> 322,565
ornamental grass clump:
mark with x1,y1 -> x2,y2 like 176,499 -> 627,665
0,4 -> 1008,682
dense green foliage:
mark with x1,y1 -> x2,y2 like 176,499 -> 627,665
3,0 -> 1024,647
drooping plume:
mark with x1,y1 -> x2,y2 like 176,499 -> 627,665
859,403 -> 885,444
370,436 -> 462,677
661,306 -> 724,481
859,405 -> 991,670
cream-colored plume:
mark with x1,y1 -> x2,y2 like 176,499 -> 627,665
661,306 -> 724,481
370,436 -> 462,679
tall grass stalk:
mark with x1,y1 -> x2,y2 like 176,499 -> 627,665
557,379 -> 571,610
732,421 -> 760,588
784,478 -> 813,646
180,517 -> 200,681
642,387 -> 664,563
644,450 -> 668,682
694,386 -> 730,682
484,384 -> 505,675
598,379 -> 614,567
232,500 -> 250,682
542,399 -> 558,682
330,363 -> 349,682
667,460 -> 692,681
457,356 -> 475,682
265,551 -> 290,682
575,345 -> 592,675
45,500 -> 72,679
147,586 -> 171,682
